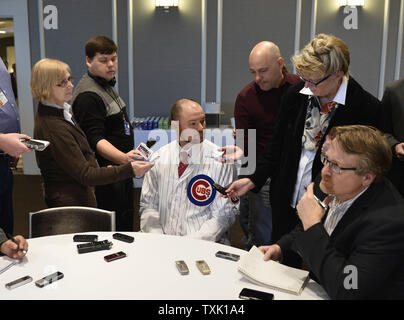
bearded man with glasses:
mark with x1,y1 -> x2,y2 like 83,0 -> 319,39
225,34 -> 383,267
259,125 -> 404,300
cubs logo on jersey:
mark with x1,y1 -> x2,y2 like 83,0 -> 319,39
187,174 -> 216,206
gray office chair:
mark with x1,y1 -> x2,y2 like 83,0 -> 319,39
28,206 -> 115,238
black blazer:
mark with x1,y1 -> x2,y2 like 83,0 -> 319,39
381,79 -> 404,196
278,178 -> 404,300
250,77 -> 382,242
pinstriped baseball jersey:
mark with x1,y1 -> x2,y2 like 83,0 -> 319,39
140,140 -> 238,241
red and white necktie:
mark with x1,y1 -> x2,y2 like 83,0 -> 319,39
178,151 -> 189,178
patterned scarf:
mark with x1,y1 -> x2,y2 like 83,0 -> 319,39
302,97 -> 337,151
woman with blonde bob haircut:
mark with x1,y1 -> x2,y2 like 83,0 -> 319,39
225,34 -> 384,263
293,33 -> 351,79
31,59 -> 71,102
31,58 -> 153,208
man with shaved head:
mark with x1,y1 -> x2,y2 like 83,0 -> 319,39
234,41 -> 300,248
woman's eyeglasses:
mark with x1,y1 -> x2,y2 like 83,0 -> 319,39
298,73 -> 333,87
56,76 -> 74,88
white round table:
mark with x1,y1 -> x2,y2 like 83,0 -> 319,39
0,232 -> 329,300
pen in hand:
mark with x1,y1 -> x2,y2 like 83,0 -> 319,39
304,185 -> 327,210
5,233 -> 27,255
313,194 -> 327,209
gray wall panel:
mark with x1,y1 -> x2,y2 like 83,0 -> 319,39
399,0 -> 404,79
117,0 -> 129,108
206,0 -> 218,103
316,0 -> 384,97
132,0 -> 201,118
221,0 -> 297,124
385,0 -> 400,86
27,0 -> 42,115
300,0 -> 314,50
22,0 -> 404,128
43,0 -> 112,85
401,30 -> 404,79
27,0 -> 41,69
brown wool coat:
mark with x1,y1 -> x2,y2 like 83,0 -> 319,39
34,102 -> 133,207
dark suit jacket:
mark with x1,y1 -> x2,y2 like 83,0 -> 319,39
250,77 -> 382,242
381,79 -> 404,143
0,228 -> 7,246
381,79 -> 404,195
277,178 -> 404,299
0,227 -> 8,256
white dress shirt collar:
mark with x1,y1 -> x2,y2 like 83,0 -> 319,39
43,101 -> 75,125
323,185 -> 368,236
299,75 -> 349,106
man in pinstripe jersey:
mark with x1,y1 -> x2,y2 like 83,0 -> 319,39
139,98 -> 237,242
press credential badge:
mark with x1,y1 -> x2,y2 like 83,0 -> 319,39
0,89 -> 8,108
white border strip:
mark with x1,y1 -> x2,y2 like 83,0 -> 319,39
310,0 -> 317,39
112,0 -> 119,91
395,0 -> 404,80
127,0 -> 134,119
112,0 -> 118,43
294,0 -> 302,73
216,0 -> 222,105
38,0 -> 45,59
378,0 -> 390,99
201,0 -> 207,107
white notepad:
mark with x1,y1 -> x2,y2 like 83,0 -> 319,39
0,258 -> 18,275
238,246 -> 310,295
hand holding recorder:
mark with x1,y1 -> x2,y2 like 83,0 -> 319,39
19,138 -> 50,151
216,178 -> 255,199
131,160 -> 154,177
126,149 -> 145,162
0,133 -> 33,157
